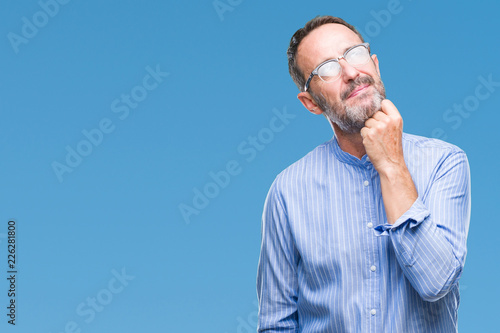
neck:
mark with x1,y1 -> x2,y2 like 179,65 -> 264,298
332,123 -> 366,159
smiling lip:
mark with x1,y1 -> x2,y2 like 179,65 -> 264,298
347,84 -> 370,99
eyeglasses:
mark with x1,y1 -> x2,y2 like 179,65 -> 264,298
304,43 -> 371,92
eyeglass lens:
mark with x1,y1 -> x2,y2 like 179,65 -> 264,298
317,45 -> 370,82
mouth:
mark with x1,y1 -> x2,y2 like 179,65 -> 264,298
347,84 -> 370,99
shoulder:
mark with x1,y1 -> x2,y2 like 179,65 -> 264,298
403,133 -> 464,154
402,132 -> 467,163
402,133 -> 469,180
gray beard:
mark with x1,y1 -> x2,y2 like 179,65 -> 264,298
311,76 -> 386,134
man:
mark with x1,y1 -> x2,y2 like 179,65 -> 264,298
256,16 -> 470,332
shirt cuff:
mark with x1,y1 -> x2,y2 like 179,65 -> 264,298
374,197 -> 430,236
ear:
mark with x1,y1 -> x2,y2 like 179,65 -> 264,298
297,91 -> 323,115
371,54 -> 380,77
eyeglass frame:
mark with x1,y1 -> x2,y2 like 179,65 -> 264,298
303,42 -> 371,92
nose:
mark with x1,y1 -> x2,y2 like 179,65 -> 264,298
339,58 -> 360,83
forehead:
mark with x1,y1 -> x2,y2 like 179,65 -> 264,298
297,23 -> 363,74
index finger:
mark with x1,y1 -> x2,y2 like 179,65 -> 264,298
380,99 -> 401,117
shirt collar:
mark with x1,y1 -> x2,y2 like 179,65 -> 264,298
329,136 -> 372,168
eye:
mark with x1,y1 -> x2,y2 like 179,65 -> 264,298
345,46 -> 370,66
318,61 -> 340,81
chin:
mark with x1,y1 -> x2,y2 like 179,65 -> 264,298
314,83 -> 385,134
335,94 -> 383,134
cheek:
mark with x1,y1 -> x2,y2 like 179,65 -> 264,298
319,82 -> 342,101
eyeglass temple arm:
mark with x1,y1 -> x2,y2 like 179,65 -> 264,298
304,73 -> 314,92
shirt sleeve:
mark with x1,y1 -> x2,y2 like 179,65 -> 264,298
256,180 -> 300,332
374,150 -> 471,302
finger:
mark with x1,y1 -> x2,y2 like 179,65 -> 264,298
364,117 -> 378,128
380,99 -> 400,117
360,126 -> 369,139
371,111 -> 387,121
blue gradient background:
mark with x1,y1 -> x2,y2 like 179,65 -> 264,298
0,0 -> 498,332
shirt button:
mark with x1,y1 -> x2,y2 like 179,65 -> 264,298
363,180 -> 369,187
371,309 -> 377,316
370,265 -> 376,272
367,222 -> 373,228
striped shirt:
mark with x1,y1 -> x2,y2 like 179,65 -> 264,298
257,133 -> 471,332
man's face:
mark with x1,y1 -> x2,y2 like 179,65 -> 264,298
297,23 -> 386,133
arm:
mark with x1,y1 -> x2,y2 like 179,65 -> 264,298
256,181 -> 299,332
375,151 -> 470,301
361,100 -> 471,301
361,99 -> 418,224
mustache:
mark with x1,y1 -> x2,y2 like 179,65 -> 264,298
341,76 -> 376,100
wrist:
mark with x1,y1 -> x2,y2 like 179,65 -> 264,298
376,161 -> 408,180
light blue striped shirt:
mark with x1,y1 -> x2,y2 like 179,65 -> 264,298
257,133 -> 471,332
